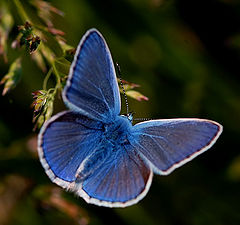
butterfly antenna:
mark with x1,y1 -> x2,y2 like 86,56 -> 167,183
116,62 -> 129,114
134,118 -> 152,121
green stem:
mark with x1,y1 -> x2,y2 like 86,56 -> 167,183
51,62 -> 62,98
52,62 -> 61,87
47,88 -> 55,94
34,24 -> 50,33
13,0 -> 31,22
43,67 -> 53,90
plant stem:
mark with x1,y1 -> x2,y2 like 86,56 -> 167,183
13,0 -> 30,22
51,62 -> 62,98
52,62 -> 61,86
43,67 -> 53,90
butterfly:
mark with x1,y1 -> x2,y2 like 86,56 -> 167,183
38,28 -> 223,208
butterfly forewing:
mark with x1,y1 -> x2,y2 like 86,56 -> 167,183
132,119 -> 222,175
63,29 -> 121,123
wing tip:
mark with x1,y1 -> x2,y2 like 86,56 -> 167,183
157,120 -> 223,176
62,27 -> 121,118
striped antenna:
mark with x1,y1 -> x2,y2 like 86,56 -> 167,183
116,62 -> 129,114
133,118 -> 152,121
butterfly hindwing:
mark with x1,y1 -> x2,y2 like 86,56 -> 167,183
38,111 -> 104,187
76,142 -> 153,207
131,119 -> 223,175
63,29 -> 121,123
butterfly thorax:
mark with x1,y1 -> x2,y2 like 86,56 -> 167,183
102,115 -> 132,147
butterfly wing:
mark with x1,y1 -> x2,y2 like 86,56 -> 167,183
38,111 -> 104,188
74,144 -> 153,208
63,29 -> 120,123
39,28 -> 223,208
131,119 -> 223,175
39,112 -> 152,207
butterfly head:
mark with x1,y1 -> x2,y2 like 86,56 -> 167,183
121,112 -> 134,123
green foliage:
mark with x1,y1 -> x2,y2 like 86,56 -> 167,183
118,79 -> 149,101
0,57 -> 22,95
32,90 -> 54,130
0,0 -> 75,129
0,2 -> 14,63
0,0 -> 148,130
18,22 -> 41,54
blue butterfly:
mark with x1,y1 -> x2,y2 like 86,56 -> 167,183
38,28 -> 223,208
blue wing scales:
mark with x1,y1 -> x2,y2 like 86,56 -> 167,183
131,119 -> 223,175
75,143 -> 153,207
63,29 -> 120,123
38,111 -> 104,184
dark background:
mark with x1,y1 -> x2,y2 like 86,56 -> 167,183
1,0 -> 240,224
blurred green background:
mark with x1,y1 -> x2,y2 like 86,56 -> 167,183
1,0 -> 240,225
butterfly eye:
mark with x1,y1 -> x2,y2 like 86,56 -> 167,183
127,112 -> 135,123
